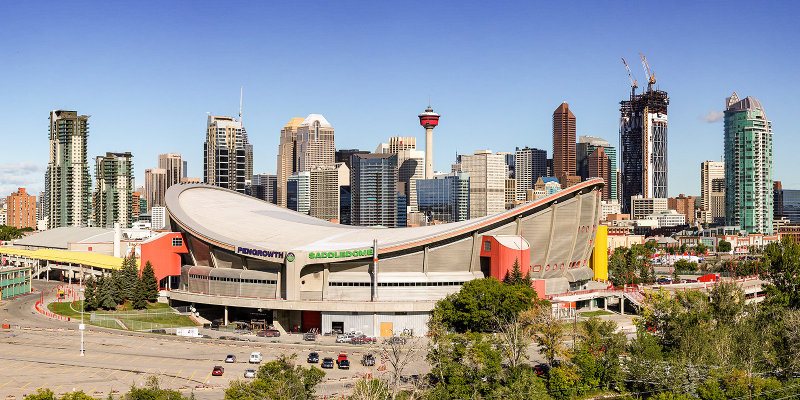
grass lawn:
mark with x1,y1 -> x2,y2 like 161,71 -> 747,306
48,301 -> 86,318
124,314 -> 198,327
579,310 -> 613,317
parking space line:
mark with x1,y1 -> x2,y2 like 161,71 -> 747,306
120,370 -> 133,381
105,369 -> 119,379
202,370 -> 212,384
186,369 -> 197,385
0,380 -> 12,389
88,367 -> 106,378
170,369 -> 182,385
20,381 -> 33,389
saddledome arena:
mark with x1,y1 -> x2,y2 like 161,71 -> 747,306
165,179 -> 605,336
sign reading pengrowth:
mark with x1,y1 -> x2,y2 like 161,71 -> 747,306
236,247 -> 286,260
308,249 -> 373,260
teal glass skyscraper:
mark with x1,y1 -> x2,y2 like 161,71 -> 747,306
724,93 -> 773,234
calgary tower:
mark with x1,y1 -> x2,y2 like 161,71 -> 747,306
418,104 -> 440,179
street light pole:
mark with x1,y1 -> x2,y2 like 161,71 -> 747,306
80,287 -> 85,356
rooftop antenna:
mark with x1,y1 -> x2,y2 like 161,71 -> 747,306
239,86 -> 243,124
428,95 -> 431,108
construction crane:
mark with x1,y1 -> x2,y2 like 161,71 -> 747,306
621,57 -> 637,97
640,53 -> 656,91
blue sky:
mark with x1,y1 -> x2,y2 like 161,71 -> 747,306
2,0 -> 798,198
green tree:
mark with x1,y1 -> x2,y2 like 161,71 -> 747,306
0,225 -> 24,241
761,236 -> 800,309
546,366 -> 583,400
124,376 -> 189,400
348,379 -> 390,400
83,276 -> 98,311
717,240 -> 731,253
132,279 -> 147,309
23,389 -> 95,400
224,355 -> 324,400
140,261 -> 159,302
100,274 -> 117,310
491,365 -> 552,400
431,278 -> 538,333
708,281 -> 744,325
574,317 -> 626,390
120,256 -> 139,303
426,332 -> 504,399
504,258 -> 530,287
695,243 -> 708,255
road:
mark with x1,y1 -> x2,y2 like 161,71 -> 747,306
0,281 -> 429,399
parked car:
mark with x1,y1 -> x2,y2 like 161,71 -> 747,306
656,277 -> 672,285
384,336 -> 407,345
361,354 -> 375,366
338,359 -> 350,369
257,329 -> 281,337
303,331 -> 317,341
212,366 -> 224,376
307,352 -> 319,363
336,352 -> 348,367
249,352 -> 263,364
351,335 -> 377,344
335,334 -> 353,343
224,354 -> 236,363
243,369 -> 256,378
321,358 -> 334,369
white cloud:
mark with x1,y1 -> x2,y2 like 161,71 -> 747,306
0,162 -> 45,197
700,110 -> 724,123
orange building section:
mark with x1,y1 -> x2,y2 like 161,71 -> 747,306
6,188 -> 36,229
140,232 -> 188,287
479,235 -> 530,282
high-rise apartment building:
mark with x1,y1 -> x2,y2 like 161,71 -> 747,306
145,168 -> 167,213
620,88 -> 669,213
204,115 -> 253,193
630,196 -> 668,221
287,172 -> 311,214
577,136 -> 617,201
668,194 -> 697,225
774,187 -> 800,224
588,147 -> 611,201
505,178 -> 517,207
277,117 -> 304,207
397,149 -> 424,212
158,153 -> 183,189
335,149 -> 369,170
456,150 -> 506,218
131,192 -> 141,220
388,137 -> 416,153
553,102 -> 579,188
724,93 -> 773,234
6,188 -> 36,229
252,174 -> 278,204
351,153 -> 398,227
416,172 -> 470,224
45,110 -> 91,229
514,147 -> 547,201
309,163 -> 350,223
94,152 -> 134,228
700,161 -> 725,224
151,206 -> 166,230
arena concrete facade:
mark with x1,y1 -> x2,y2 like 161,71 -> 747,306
164,180 -> 604,336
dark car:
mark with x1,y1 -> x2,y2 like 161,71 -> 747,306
656,277 -> 672,285
321,358 -> 334,369
257,329 -> 281,337
303,331 -> 317,341
533,364 -> 551,376
338,359 -> 350,370
225,354 -> 236,363
307,352 -> 319,363
361,354 -> 375,366
212,366 -> 224,376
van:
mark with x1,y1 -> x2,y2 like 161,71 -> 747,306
249,352 -> 262,364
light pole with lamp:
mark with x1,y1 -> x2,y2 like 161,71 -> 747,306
79,287 -> 85,356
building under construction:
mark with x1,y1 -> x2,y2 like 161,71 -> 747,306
619,56 -> 669,214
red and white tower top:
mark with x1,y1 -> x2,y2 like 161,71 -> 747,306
419,105 -> 440,179
418,106 -> 440,128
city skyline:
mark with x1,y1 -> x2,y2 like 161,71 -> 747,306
2,1 -> 799,198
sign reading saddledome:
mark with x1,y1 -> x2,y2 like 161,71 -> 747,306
308,249 -> 373,260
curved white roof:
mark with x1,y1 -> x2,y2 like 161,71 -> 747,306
166,180 -> 603,254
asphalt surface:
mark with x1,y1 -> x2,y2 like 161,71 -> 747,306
0,281 -> 429,399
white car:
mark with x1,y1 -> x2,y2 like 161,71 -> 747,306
335,334 -> 353,343
249,352 -> 263,364
244,369 -> 256,378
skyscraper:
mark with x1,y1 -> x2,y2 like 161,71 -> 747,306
287,172 -> 311,214
6,188 -> 36,230
252,174 -> 278,204
553,102 -> 579,188
94,152 -> 134,228
724,93 -> 773,234
296,115 -> 335,173
576,136 -> 617,201
145,168 -> 167,213
310,163 -> 349,223
45,110 -> 91,229
457,150 -> 506,218
700,161 -> 725,224
158,153 -> 183,189
388,137 -> 416,153
588,147 -> 611,201
335,149 -> 369,170
277,117 -> 304,207
351,153 -> 398,227
514,147 -> 547,201
416,172 -> 470,223
204,115 -> 253,193
620,87 -> 669,213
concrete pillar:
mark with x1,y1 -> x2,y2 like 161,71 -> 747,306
604,297 -> 608,310
224,306 -> 229,325
589,299 -> 594,311
620,297 -> 625,315
425,127 -> 434,179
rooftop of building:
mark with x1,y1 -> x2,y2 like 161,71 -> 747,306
300,114 -> 331,128
725,92 -> 764,113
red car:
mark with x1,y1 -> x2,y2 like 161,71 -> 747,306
351,335 -> 376,344
212,366 -> 224,376
257,329 -> 281,337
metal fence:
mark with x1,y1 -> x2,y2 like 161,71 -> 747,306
89,308 -> 196,332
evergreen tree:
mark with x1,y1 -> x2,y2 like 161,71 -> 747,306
132,278 -> 147,309
83,276 -> 97,311
140,261 -> 159,303
120,256 -> 139,303
100,274 -> 117,310
504,259 -> 525,286
111,269 -> 124,305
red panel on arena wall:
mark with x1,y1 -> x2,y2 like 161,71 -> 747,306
479,235 -> 531,283
140,232 -> 188,287
301,310 -> 322,332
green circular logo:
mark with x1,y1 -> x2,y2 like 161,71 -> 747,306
285,252 -> 295,262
